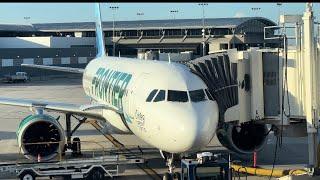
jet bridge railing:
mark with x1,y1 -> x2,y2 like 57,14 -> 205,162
264,25 -> 299,40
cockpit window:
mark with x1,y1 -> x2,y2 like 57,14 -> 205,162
146,89 -> 158,102
189,89 -> 207,102
205,89 -> 214,101
154,90 -> 166,102
167,90 -> 188,102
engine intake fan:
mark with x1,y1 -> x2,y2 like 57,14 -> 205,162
17,114 -> 65,161
216,121 -> 268,154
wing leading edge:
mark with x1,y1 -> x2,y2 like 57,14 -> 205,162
21,64 -> 84,74
0,97 -> 121,120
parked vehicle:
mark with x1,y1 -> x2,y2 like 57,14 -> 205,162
2,72 -> 30,83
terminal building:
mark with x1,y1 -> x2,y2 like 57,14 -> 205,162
0,17 -> 277,76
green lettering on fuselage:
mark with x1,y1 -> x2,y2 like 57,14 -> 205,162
91,67 -> 132,110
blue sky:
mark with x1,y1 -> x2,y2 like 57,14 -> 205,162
0,3 -> 319,25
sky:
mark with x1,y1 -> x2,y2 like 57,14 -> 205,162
0,3 -> 319,25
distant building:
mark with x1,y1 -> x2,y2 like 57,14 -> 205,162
0,17 -> 277,76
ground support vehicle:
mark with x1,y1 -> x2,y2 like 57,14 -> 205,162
0,154 -> 144,180
2,72 -> 30,83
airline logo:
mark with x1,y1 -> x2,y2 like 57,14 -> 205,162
91,67 -> 132,110
124,113 -> 132,124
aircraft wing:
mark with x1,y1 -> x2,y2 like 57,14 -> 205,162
0,97 -> 120,119
21,64 -> 84,74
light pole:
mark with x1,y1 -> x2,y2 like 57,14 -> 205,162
276,3 -> 282,25
24,16 -> 30,25
137,12 -> 144,19
198,3 -> 208,56
109,5 -> 119,56
251,7 -> 261,17
232,28 -> 235,49
137,11 -> 144,55
137,12 -> 144,31
170,10 -> 178,20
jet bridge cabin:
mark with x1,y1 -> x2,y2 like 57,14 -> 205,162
181,46 -> 317,155
185,48 -> 312,128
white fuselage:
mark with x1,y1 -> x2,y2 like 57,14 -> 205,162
82,56 -> 219,153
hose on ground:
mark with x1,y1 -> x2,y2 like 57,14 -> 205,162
231,164 -> 307,178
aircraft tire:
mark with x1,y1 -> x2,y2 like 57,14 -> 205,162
72,137 -> 81,156
163,172 -> 173,180
173,172 -> 181,180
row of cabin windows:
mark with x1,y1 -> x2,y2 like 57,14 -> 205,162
146,89 -> 214,103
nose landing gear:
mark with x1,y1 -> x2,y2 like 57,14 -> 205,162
160,150 -> 181,180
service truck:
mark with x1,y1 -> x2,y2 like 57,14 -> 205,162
2,72 -> 30,83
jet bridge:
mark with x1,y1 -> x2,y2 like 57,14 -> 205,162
183,49 -> 270,155
181,3 -> 320,176
185,48 -> 286,124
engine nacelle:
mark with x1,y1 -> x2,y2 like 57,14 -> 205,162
17,114 -> 65,161
216,122 -> 268,154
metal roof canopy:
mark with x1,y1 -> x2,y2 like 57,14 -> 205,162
0,17 -> 276,32
0,24 -> 35,32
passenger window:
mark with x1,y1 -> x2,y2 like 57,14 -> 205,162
189,89 -> 206,102
205,89 -> 214,101
146,89 -> 158,102
154,90 -> 165,102
167,90 -> 188,102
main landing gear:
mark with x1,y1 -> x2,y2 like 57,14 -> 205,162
160,150 -> 181,180
63,113 -> 86,157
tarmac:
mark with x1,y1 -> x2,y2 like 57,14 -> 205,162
0,74 -> 312,179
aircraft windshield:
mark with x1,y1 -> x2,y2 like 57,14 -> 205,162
189,89 -> 207,102
167,90 -> 188,102
205,89 -> 214,101
146,89 -> 158,102
146,89 -> 212,103
154,90 -> 166,102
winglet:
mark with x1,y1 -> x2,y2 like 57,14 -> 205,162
95,3 -> 106,57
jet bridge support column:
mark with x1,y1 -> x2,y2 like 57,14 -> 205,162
302,3 -> 320,169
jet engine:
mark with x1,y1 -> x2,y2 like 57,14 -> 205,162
216,122 -> 268,154
17,114 -> 65,161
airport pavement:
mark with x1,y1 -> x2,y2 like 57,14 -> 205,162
0,75 -> 310,179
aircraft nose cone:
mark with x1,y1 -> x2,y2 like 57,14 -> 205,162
169,115 -> 198,152
192,103 -> 219,150
170,102 -> 219,152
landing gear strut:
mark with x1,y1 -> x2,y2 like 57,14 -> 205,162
166,154 -> 175,174
64,113 -> 86,156
160,150 -> 181,180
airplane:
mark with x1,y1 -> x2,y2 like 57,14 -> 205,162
0,3 -> 220,179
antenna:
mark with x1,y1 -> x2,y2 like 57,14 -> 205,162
119,51 -> 121,57
94,3 -> 106,58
